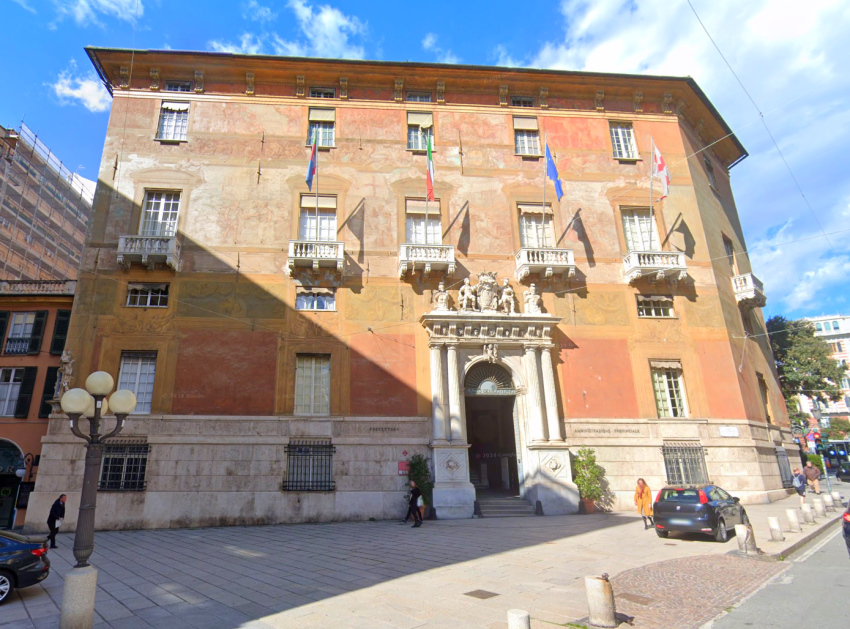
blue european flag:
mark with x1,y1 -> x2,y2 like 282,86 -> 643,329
545,144 -> 564,201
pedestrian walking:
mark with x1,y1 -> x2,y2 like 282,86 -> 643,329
634,478 -> 654,530
405,480 -> 423,528
792,468 -> 807,506
47,494 -> 66,549
804,461 -> 821,495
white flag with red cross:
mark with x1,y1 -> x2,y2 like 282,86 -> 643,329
652,143 -> 670,200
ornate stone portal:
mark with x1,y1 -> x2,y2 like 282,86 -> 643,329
421,272 -> 579,519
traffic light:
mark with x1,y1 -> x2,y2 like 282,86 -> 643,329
815,439 -> 824,454
813,432 -> 821,440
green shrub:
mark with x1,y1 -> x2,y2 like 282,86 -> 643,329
806,454 -> 824,473
573,447 -> 605,502
407,453 -> 434,506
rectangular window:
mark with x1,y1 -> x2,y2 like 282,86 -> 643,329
164,81 -> 192,92
126,284 -> 170,308
662,442 -> 709,485
98,442 -> 149,491
295,354 -> 331,415
140,191 -> 180,237
0,368 -> 23,416
310,87 -> 335,98
308,108 -> 335,147
156,102 -> 189,141
406,92 -> 432,102
756,372 -> 772,423
609,122 -> 638,159
282,439 -> 335,491
117,352 -> 157,414
621,207 -> 659,252
704,155 -> 717,188
406,112 -> 434,151
513,117 -> 540,155
840,378 -> 850,390
637,295 -> 675,318
299,195 -> 337,241
651,360 -> 688,418
830,342 -> 843,353
296,291 -> 336,311
511,96 -> 535,108
517,204 -> 554,248
722,234 -> 737,274
6,312 -> 35,355
405,198 -> 441,245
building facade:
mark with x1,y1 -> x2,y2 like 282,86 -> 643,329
0,280 -> 75,529
798,315 -> 850,420
0,124 -> 92,281
25,49 -> 796,532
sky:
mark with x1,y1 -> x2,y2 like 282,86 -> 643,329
2,0 -> 849,320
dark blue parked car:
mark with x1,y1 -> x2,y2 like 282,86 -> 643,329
653,485 -> 749,543
0,530 -> 50,604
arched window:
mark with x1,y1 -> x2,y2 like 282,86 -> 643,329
815,323 -> 822,331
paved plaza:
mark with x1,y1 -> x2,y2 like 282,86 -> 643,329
1,493 -> 843,629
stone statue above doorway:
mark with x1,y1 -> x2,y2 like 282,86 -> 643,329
431,272 -> 544,315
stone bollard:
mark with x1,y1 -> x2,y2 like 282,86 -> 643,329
822,494 -> 835,511
801,504 -> 815,523
786,508 -> 802,533
767,517 -> 785,542
735,524 -> 758,553
831,491 -> 843,506
60,566 -> 98,629
585,574 -> 617,628
813,498 -> 827,518
507,609 -> 531,629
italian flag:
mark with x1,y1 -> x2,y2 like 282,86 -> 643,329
426,133 -> 435,201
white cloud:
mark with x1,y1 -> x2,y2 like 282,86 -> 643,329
517,0 -> 850,316
243,0 -> 277,23
50,64 -> 111,112
421,32 -> 460,64
494,45 -> 522,68
11,0 -> 37,13
53,0 -> 144,26
209,33 -> 265,55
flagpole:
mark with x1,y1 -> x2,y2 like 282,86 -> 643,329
425,132 -> 429,245
649,136 -> 654,249
315,132 -> 319,240
542,133 -> 546,242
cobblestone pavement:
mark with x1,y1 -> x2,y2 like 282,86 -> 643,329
608,555 -> 787,629
0,493 -> 841,629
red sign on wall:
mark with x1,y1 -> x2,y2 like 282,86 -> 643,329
398,462 -> 410,475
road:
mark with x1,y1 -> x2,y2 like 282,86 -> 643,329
710,526 -> 850,628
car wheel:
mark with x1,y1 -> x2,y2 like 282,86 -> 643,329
715,519 -> 728,543
0,570 -> 14,605
741,510 -> 750,526
655,529 -> 669,538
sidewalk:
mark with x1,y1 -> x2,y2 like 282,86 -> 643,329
1,490 -> 844,629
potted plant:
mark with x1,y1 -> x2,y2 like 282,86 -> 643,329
407,453 -> 435,519
573,447 -> 604,514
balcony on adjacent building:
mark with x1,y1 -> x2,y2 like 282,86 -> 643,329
515,247 -> 576,281
118,235 -> 181,272
732,272 -> 767,308
623,250 -> 687,285
287,240 -> 345,275
398,243 -> 456,278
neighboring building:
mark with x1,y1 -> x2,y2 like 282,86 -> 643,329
797,315 -> 850,422
0,123 -> 93,281
0,280 -> 75,529
26,48 -> 795,532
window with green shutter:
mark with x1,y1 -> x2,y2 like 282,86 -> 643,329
50,310 -> 71,355
13,366 -> 38,418
39,366 -> 60,418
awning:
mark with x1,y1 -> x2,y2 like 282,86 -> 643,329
650,359 -> 682,370
300,194 -> 337,209
309,108 -> 335,122
161,102 -> 190,111
513,116 -> 538,131
517,203 -> 552,215
407,112 -> 433,127
405,199 -> 440,214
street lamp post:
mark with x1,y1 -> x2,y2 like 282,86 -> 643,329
58,371 -> 136,629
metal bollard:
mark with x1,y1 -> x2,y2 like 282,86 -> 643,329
822,494 -> 835,510
785,508 -> 802,532
831,491 -> 843,506
801,504 -> 815,523
813,498 -> 827,518
507,609 -> 531,629
767,516 -> 785,542
585,574 -> 617,628
735,524 -> 758,553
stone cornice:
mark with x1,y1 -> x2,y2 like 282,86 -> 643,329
421,311 -> 561,346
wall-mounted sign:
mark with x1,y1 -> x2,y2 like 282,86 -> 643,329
719,426 -> 740,438
398,462 -> 410,476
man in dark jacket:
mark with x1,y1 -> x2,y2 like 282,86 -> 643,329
404,481 -> 423,528
804,461 -> 821,495
47,494 -> 66,549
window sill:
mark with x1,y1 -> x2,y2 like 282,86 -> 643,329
296,308 -> 337,313
638,316 -> 678,320
407,149 -> 434,154
615,157 -> 641,163
305,144 -> 336,150
124,305 -> 169,309
517,153 -> 542,159
154,138 -> 188,144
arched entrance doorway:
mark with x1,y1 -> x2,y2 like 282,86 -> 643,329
0,439 -> 24,529
464,363 -> 521,496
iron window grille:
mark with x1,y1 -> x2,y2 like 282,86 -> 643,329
99,442 -> 149,491
662,442 -> 709,485
283,439 -> 335,491
775,447 -> 794,489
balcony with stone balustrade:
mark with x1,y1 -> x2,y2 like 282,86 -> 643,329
623,250 -> 687,285
117,235 -> 181,272
732,272 -> 767,308
515,247 -> 576,281
287,240 -> 345,276
398,243 -> 456,278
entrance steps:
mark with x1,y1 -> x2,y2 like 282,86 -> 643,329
476,494 -> 536,518
469,466 -> 489,490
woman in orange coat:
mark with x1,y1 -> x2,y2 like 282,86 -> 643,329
634,478 -> 654,530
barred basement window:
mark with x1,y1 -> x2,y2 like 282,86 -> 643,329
637,295 -> 675,318
651,360 -> 688,418
662,442 -> 709,485
282,439 -> 335,491
99,442 -> 149,491
126,283 -> 170,308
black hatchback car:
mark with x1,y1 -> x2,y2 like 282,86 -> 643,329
836,463 -> 850,483
653,485 -> 749,543
0,531 -> 50,604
